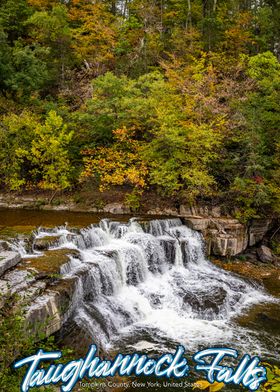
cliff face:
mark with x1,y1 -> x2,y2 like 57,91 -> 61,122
179,206 -> 272,257
145,204 -> 273,257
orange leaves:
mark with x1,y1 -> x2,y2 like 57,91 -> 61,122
68,1 -> 116,73
223,12 -> 255,55
113,127 -> 136,141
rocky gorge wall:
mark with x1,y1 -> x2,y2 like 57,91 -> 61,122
179,205 -> 273,257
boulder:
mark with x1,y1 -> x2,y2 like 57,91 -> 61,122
0,241 -> 9,251
33,235 -> 61,251
184,218 -> 210,231
249,219 -> 272,246
180,204 -> 272,257
182,215 -> 272,257
147,207 -> 179,216
183,217 -> 248,256
183,287 -> 227,319
207,219 -> 248,257
25,277 -> 78,338
0,251 -> 21,276
104,202 -> 131,214
257,245 -> 275,264
180,204 -> 223,218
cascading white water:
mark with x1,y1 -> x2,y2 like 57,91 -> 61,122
31,218 -> 279,359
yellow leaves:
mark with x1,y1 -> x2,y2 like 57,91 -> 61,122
3,110 -> 73,191
261,363 -> 280,392
210,383 -> 225,392
194,380 -> 225,392
80,127 -> 147,191
2,110 -> 38,134
15,147 -> 29,159
69,1 -> 116,70
194,380 -> 212,390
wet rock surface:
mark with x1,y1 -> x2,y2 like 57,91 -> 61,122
0,240 -> 9,251
20,248 -> 80,274
33,235 -> 61,251
56,318 -> 99,357
236,302 -> 280,336
183,287 -> 228,319
103,202 -> 131,214
213,258 -> 280,297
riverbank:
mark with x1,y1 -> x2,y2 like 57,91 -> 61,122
0,193 -> 278,260
0,189 -> 177,215
213,257 -> 280,297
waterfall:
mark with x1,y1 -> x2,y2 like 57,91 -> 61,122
26,218 -> 279,358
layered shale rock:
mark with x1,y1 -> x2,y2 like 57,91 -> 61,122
180,205 -> 272,256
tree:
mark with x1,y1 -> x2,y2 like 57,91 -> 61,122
0,110 -> 38,190
69,0 -> 116,76
0,29 -> 13,92
0,111 -> 74,191
81,127 -> 147,191
6,41 -> 49,97
26,5 -> 73,86
145,103 -> 223,201
0,0 -> 32,42
75,71 -> 165,145
27,110 -> 74,190
225,51 -> 280,219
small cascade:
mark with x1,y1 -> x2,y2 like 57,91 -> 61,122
10,238 -> 29,258
18,218 -> 279,358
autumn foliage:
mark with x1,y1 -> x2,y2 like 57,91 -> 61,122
1,0 -> 280,218
81,127 -> 147,191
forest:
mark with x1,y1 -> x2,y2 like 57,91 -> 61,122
1,0 -> 280,220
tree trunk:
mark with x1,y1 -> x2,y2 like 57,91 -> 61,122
186,0 -> 192,29
203,0 -> 206,17
213,0 -> 217,13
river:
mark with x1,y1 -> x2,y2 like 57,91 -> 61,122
0,208 -> 279,391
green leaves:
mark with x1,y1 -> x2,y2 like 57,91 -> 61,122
0,110 -> 73,191
78,68 -> 222,201
29,110 -> 73,190
247,52 -> 280,83
79,71 -> 166,145
7,41 -> 50,96
0,0 -> 280,217
146,122 -> 222,200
